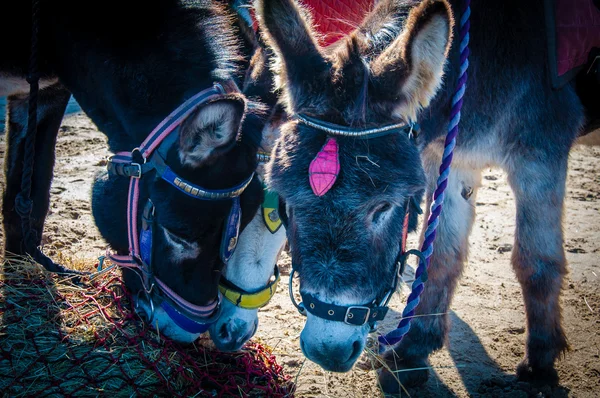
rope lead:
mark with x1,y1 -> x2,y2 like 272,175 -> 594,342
379,0 -> 472,348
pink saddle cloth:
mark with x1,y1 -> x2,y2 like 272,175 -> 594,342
303,0 -> 600,87
547,0 -> 600,87
555,0 -> 600,76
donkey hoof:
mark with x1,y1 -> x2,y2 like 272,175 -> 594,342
516,360 -> 559,386
377,358 -> 429,394
3,241 -> 26,259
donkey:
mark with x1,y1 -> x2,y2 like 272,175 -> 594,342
1,0 -> 265,344
211,109 -> 288,351
256,0 -> 594,391
207,30 -> 289,350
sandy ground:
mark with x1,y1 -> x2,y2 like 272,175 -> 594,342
1,106 -> 599,397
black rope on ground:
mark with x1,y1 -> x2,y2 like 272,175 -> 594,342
15,0 -> 86,278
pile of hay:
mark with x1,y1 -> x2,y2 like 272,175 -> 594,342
0,257 -> 294,397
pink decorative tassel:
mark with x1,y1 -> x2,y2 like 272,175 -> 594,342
309,137 -> 340,196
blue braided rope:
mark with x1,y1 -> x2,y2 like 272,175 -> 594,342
379,0 -> 471,347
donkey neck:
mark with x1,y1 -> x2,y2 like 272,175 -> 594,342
41,0 -> 242,153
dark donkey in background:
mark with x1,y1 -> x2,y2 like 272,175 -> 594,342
256,0 -> 598,391
1,0 -> 268,344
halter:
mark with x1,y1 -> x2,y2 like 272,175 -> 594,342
288,197 -> 425,331
219,266 -> 281,309
218,152 -> 283,309
287,114 -> 423,331
106,81 -> 255,334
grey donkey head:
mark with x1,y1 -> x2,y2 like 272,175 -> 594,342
256,0 -> 453,372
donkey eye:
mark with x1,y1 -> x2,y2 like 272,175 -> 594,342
370,202 -> 393,224
161,226 -> 200,262
160,225 -> 198,246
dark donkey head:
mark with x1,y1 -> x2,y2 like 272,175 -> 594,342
81,1 -> 264,343
257,0 -> 453,371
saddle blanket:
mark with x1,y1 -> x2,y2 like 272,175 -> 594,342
304,0 -> 600,87
554,0 -> 600,77
302,0 -> 376,46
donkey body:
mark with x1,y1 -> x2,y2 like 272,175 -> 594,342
255,0 -> 594,389
379,0 -> 587,389
1,0 -> 266,343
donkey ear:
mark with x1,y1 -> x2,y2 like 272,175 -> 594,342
371,0 -> 454,121
352,0 -> 412,60
255,0 -> 330,111
178,97 -> 245,168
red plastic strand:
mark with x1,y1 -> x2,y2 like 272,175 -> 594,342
0,269 -> 294,397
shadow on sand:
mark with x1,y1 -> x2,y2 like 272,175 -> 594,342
384,311 -> 571,397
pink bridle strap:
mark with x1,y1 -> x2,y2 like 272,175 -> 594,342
106,250 -> 221,318
155,278 -> 219,317
107,246 -> 221,317
111,82 -> 238,257
106,82 -> 239,318
139,83 -> 234,158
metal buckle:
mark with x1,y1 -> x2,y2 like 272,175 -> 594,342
136,289 -> 155,324
130,147 -> 147,179
369,323 -> 379,334
344,306 -> 371,326
130,163 -> 142,179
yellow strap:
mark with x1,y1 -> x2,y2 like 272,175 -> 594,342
219,271 -> 280,309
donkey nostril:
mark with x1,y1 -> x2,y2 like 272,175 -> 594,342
219,322 -> 232,342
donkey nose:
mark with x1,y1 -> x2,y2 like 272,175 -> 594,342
300,314 -> 368,372
216,319 -> 257,351
300,334 -> 363,372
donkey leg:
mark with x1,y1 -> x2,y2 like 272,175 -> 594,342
379,147 -> 481,392
506,157 -> 569,385
2,84 -> 70,258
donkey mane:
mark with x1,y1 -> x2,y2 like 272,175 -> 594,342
199,2 -> 246,80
